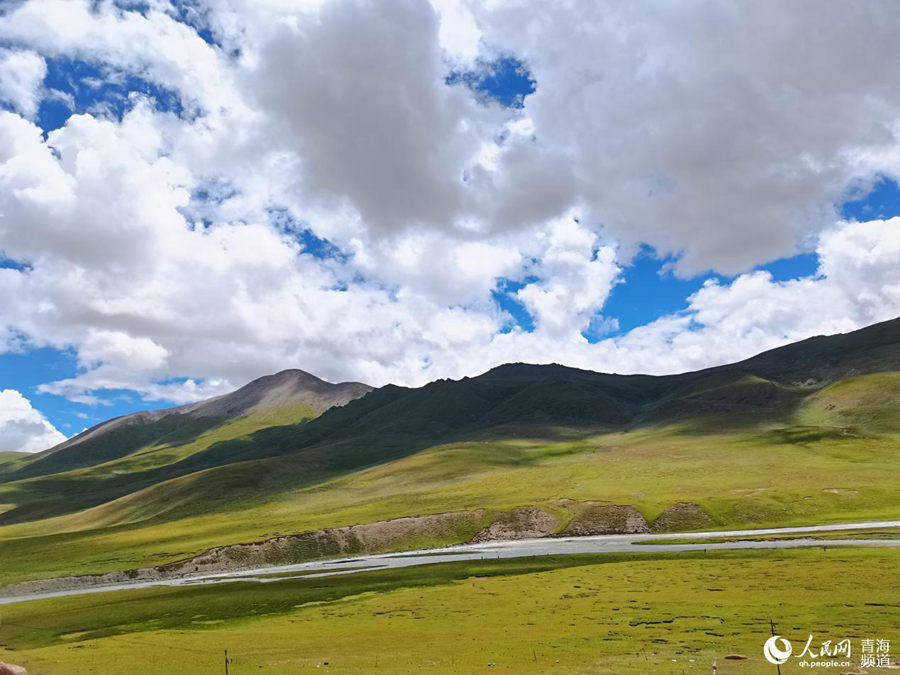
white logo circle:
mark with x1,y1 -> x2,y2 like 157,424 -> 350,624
764,635 -> 793,664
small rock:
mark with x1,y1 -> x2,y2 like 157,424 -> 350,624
0,662 -> 27,675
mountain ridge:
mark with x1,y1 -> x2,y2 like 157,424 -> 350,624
35,316 -> 900,467
13,369 -> 373,479
0,317 -> 896,528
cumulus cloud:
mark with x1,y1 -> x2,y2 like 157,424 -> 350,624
0,48 -> 46,119
244,0 -> 502,233
0,0 -> 898,416
0,0 -> 237,114
458,1 -> 900,274
436,218 -> 900,379
516,217 -> 619,338
0,389 -> 66,453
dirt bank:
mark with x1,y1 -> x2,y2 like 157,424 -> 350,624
561,504 -> 650,535
471,507 -> 559,542
650,501 -> 715,532
0,501 -> 716,599
1,510 -> 485,598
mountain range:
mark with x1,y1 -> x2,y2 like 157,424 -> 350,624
0,317 -> 897,586
16,369 -> 372,479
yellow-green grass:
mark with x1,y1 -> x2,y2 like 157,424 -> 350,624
797,372 -> 900,434
77,403 -> 318,476
0,419 -> 897,587
3,403 -> 316,483
1,548 -> 897,674
0,403 -> 317,525
0,452 -> 28,472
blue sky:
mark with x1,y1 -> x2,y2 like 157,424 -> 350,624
36,57 -> 184,134
1,0 -> 899,450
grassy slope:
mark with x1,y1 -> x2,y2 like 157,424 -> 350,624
0,453 -> 29,504
797,371 -> 900,434
5,319 -> 896,525
0,372 -> 897,586
6,413 -> 228,480
0,403 -> 317,525
1,548 -> 897,674
0,451 -> 28,469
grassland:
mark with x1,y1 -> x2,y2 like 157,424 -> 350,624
0,325 -> 897,673
0,452 -> 28,471
0,350 -> 895,589
0,416 -> 897,587
0,403 -> 317,526
1,547 -> 897,674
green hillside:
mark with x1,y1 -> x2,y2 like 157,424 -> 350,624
4,369 -> 371,482
0,318 -> 897,586
0,370 -> 372,524
0,452 -> 28,476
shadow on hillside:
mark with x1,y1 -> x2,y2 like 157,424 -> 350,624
0,421 -> 444,527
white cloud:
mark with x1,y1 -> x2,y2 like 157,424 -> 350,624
472,0 -> 900,275
430,0 -> 481,62
241,0 -> 503,233
580,218 -> 900,375
0,0 -> 238,114
3,0 -> 900,270
517,217 -> 620,338
0,389 -> 66,453
0,49 -> 46,119
374,217 -> 900,381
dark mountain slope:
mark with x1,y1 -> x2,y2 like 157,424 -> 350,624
138,317 -> 900,480
289,316 -> 900,441
734,317 -> 899,383
7,370 -> 372,481
49,316 -> 900,477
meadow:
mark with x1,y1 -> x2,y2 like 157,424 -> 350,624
1,547 -> 897,674
0,419 -> 898,587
